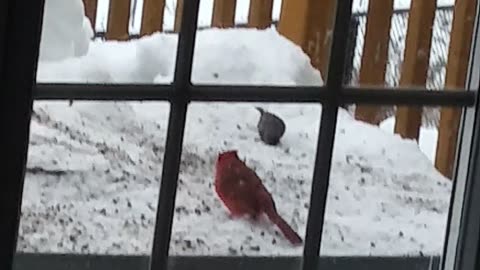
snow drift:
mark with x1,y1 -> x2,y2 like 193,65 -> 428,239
39,0 -> 94,61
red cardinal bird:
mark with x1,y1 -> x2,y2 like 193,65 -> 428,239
214,150 -> 303,245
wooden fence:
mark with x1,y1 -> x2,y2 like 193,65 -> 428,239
81,0 -> 477,179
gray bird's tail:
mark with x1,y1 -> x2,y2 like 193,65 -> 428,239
255,107 -> 265,114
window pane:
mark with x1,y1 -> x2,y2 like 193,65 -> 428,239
36,0 -> 178,84
321,105 -> 463,263
189,0 -> 326,87
346,0 -> 474,93
18,100 -> 169,264
170,102 -> 321,256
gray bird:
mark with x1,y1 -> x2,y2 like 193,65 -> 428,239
255,107 -> 286,146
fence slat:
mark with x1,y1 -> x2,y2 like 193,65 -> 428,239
248,0 -> 273,29
212,0 -> 236,28
354,0 -> 394,125
394,0 -> 436,140
435,0 -> 477,179
106,0 -> 131,40
277,0 -> 336,77
174,0 -> 184,32
141,0 -> 165,36
82,0 -> 98,29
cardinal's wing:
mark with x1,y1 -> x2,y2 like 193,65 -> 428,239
235,162 -> 277,207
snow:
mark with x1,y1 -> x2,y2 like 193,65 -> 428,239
39,0 -> 93,61
20,0 -> 453,257
380,117 -> 439,163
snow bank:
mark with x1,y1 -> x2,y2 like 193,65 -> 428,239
38,27 -> 323,86
23,27 -> 451,256
39,0 -> 94,61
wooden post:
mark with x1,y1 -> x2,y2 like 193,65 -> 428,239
435,0 -> 477,178
174,0 -> 184,32
106,0 -> 131,40
394,0 -> 436,140
354,0 -> 394,125
82,0 -> 98,29
248,0 -> 273,29
140,0 -> 166,36
212,0 -> 236,28
277,0 -> 336,77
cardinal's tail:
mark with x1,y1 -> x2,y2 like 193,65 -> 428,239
265,209 -> 303,245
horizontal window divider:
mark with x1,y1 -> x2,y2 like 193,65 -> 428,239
34,83 -> 475,107
33,83 -> 330,102
33,83 -> 175,101
13,253 -> 441,270
188,85 -> 328,102
341,87 -> 476,107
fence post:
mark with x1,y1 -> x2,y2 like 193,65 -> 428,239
394,0 -> 436,140
248,0 -> 273,29
277,0 -> 336,77
435,0 -> 477,179
354,0 -> 394,125
141,0 -> 166,36
106,0 -> 131,40
212,0 -> 236,28
174,0 -> 184,32
82,0 -> 98,30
